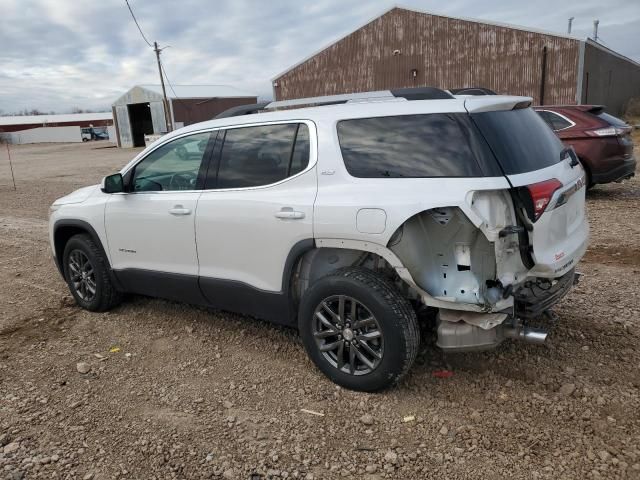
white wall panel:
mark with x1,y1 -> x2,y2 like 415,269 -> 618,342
0,126 -> 82,144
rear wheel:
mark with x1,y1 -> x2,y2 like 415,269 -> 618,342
298,267 -> 420,391
63,234 -> 122,311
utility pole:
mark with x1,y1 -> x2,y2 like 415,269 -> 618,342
593,20 -> 599,42
154,41 -> 173,132
567,17 -> 574,34
6,143 -> 16,190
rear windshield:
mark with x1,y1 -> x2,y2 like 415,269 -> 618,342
471,108 -> 564,175
596,111 -> 628,127
337,113 -> 499,178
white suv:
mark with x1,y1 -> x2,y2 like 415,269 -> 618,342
49,87 -> 589,391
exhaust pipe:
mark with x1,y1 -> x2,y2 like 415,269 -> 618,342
503,325 -> 548,345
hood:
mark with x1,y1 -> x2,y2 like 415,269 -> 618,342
52,184 -> 100,206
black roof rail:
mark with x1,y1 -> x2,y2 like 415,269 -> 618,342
449,87 -> 497,96
390,87 -> 454,100
214,87 -> 455,119
214,102 -> 270,119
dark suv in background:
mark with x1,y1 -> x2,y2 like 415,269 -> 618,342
534,105 -> 635,188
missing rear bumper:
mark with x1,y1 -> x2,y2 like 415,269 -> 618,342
436,312 -> 551,352
435,269 -> 577,352
513,268 -> 576,319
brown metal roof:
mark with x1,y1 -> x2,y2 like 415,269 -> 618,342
273,7 -> 581,105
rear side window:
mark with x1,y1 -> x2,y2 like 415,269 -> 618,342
537,111 -> 573,131
472,108 -> 564,175
289,125 -> 310,176
337,114 -> 494,178
214,123 -> 310,189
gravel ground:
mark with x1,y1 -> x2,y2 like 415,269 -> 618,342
0,138 -> 639,480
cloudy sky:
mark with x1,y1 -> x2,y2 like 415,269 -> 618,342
1,0 -> 639,114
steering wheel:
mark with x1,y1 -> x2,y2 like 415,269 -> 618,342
176,145 -> 189,161
168,172 -> 196,190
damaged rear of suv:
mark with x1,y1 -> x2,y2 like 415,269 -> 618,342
300,90 -> 588,390
49,87 -> 588,392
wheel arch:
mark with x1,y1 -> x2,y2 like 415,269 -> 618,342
53,220 -> 116,283
288,242 -> 405,308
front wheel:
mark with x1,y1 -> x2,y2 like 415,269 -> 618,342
298,267 -> 420,391
63,234 -> 122,311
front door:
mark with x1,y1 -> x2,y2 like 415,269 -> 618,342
105,130 -> 213,301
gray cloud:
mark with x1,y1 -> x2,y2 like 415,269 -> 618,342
0,0 -> 638,113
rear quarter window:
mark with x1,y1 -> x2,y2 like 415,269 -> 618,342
472,108 -> 565,175
536,110 -> 573,131
337,113 -> 497,178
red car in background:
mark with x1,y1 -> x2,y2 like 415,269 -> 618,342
534,105 -> 636,188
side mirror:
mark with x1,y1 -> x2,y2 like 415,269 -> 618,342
101,173 -> 124,193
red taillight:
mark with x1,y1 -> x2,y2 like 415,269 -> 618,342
527,179 -> 563,220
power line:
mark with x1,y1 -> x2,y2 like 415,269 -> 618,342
125,0 -> 152,48
154,43 -> 173,131
160,59 -> 193,115
123,0 -> 173,131
159,60 -> 180,101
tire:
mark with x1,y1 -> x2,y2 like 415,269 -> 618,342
298,267 -> 420,392
62,233 -> 122,312
580,160 -> 596,190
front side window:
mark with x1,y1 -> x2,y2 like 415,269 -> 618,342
131,132 -> 211,192
214,123 -> 310,189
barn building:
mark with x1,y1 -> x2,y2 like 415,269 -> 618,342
272,7 -> 640,115
0,112 -> 113,144
112,85 -> 257,148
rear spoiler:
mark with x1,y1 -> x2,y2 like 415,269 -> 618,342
464,96 -> 533,113
585,105 -> 605,114
539,104 -> 605,114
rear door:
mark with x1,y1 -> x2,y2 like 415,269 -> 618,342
471,106 -> 589,277
195,121 -> 317,318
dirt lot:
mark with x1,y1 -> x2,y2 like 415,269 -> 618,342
0,138 -> 639,480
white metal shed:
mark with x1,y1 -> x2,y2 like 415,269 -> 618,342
112,85 -> 257,148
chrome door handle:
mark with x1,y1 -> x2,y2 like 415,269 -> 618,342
168,206 -> 192,216
275,208 -> 305,220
